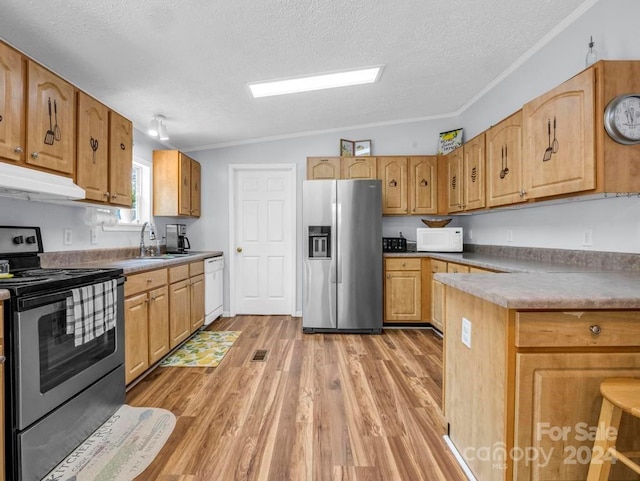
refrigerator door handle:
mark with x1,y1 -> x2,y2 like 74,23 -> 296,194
336,202 -> 342,284
329,199 -> 337,284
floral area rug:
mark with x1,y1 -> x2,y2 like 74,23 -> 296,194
42,404 -> 176,481
160,330 -> 241,367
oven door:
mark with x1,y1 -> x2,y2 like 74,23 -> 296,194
14,279 -> 125,430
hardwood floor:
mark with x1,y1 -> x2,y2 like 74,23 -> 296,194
127,316 -> 467,481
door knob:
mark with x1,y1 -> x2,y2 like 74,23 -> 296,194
236,247 -> 243,253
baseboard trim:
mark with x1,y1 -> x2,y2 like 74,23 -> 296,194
443,435 -> 477,481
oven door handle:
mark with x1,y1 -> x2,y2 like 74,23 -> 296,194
17,277 -> 124,311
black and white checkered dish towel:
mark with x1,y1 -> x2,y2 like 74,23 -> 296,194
65,279 -> 118,347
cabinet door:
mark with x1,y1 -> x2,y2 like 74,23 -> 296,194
76,92 -> 109,202
486,110 -> 525,207
0,43 -> 25,163
409,156 -> 438,214
463,133 -> 485,211
148,286 -> 169,365
108,110 -> 132,206
190,159 -> 201,217
124,293 -> 150,384
307,157 -> 340,180
178,152 -> 191,216
446,148 -> 463,213
430,260 -> 447,332
514,352 -> 640,481
523,68 -> 595,198
384,269 -> 421,322
190,274 -> 205,331
378,156 -> 408,214
169,279 -> 191,348
26,61 -> 75,175
341,156 -> 377,179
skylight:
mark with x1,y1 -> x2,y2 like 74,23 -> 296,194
248,66 -> 384,98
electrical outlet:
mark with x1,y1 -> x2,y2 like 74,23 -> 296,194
506,229 -> 513,242
583,229 -> 593,247
63,228 -> 72,246
462,317 -> 472,348
90,227 -> 99,245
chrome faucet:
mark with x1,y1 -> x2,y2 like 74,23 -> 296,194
139,222 -> 157,256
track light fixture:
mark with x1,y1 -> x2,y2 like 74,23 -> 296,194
148,114 -> 169,141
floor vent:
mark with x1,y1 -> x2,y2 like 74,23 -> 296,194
251,349 -> 268,362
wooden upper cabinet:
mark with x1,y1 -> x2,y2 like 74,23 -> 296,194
408,156 -> 438,214
446,147 -> 463,213
26,60 -> 75,175
190,159 -> 201,217
463,133 -> 485,211
341,156 -> 377,179
377,156 -> 408,215
486,110 -> 525,207
307,157 -> 340,180
523,67 -> 595,198
76,92 -> 109,202
153,150 -> 201,217
0,42 -> 25,163
179,152 -> 191,216
108,110 -> 132,206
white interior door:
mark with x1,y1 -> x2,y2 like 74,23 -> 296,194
230,164 -> 296,315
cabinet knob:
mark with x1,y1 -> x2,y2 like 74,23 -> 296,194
401,262 -> 406,267
111,194 -> 117,199
104,192 -> 110,197
146,278 -> 153,283
14,146 -> 23,153
31,152 -> 39,159
589,325 -> 602,335
0,355 -> 5,363
386,274 -> 390,279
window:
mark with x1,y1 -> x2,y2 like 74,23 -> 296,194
106,158 -> 152,231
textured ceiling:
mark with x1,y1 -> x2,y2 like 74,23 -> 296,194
1,0 -> 592,151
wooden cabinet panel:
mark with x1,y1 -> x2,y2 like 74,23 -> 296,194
463,133 -> 486,211
190,159 -> 201,217
76,92 -> 109,202
514,352 -> 640,481
409,156 -> 438,214
108,110 -> 132,206
124,293 -> 150,385
169,264 -> 190,283
447,262 -> 470,274
378,156 -> 408,214
523,67 -> 595,198
385,258 -> 421,271
169,279 -> 191,348
307,157 -> 340,180
515,311 -> 640,348
148,286 -> 169,365
189,261 -> 204,277
384,258 -> 421,322
341,156 -> 377,179
179,152 -> 191,216
125,268 -> 168,297
0,43 -> 25,163
446,148 -> 463,213
486,110 -> 525,207
430,259 -> 447,332
190,273 -> 205,331
26,61 -> 75,175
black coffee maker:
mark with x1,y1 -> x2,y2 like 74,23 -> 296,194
166,224 -> 191,253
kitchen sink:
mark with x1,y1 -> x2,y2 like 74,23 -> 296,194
135,253 -> 194,260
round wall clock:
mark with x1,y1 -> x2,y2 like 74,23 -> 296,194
604,94 -> 640,144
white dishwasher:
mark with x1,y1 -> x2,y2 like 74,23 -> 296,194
204,256 -> 224,325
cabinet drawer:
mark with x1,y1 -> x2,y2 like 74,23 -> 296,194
515,311 -> 640,348
189,261 -> 204,277
385,258 -> 421,271
447,262 -> 470,274
431,259 -> 447,274
169,264 -> 190,283
125,268 -> 167,297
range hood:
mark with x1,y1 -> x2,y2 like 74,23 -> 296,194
0,162 -> 85,201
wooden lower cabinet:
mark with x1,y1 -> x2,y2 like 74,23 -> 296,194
430,259 -> 447,332
124,268 -> 169,385
384,258 -> 421,322
189,261 -> 205,331
169,279 -> 191,348
444,288 -> 640,481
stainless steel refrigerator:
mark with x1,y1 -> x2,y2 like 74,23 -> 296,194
302,179 -> 382,333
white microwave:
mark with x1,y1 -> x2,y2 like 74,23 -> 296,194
416,227 -> 463,252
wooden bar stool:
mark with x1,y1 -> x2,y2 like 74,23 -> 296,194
587,378 -> 640,481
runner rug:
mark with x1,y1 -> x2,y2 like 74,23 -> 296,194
160,330 -> 241,367
42,404 -> 176,481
